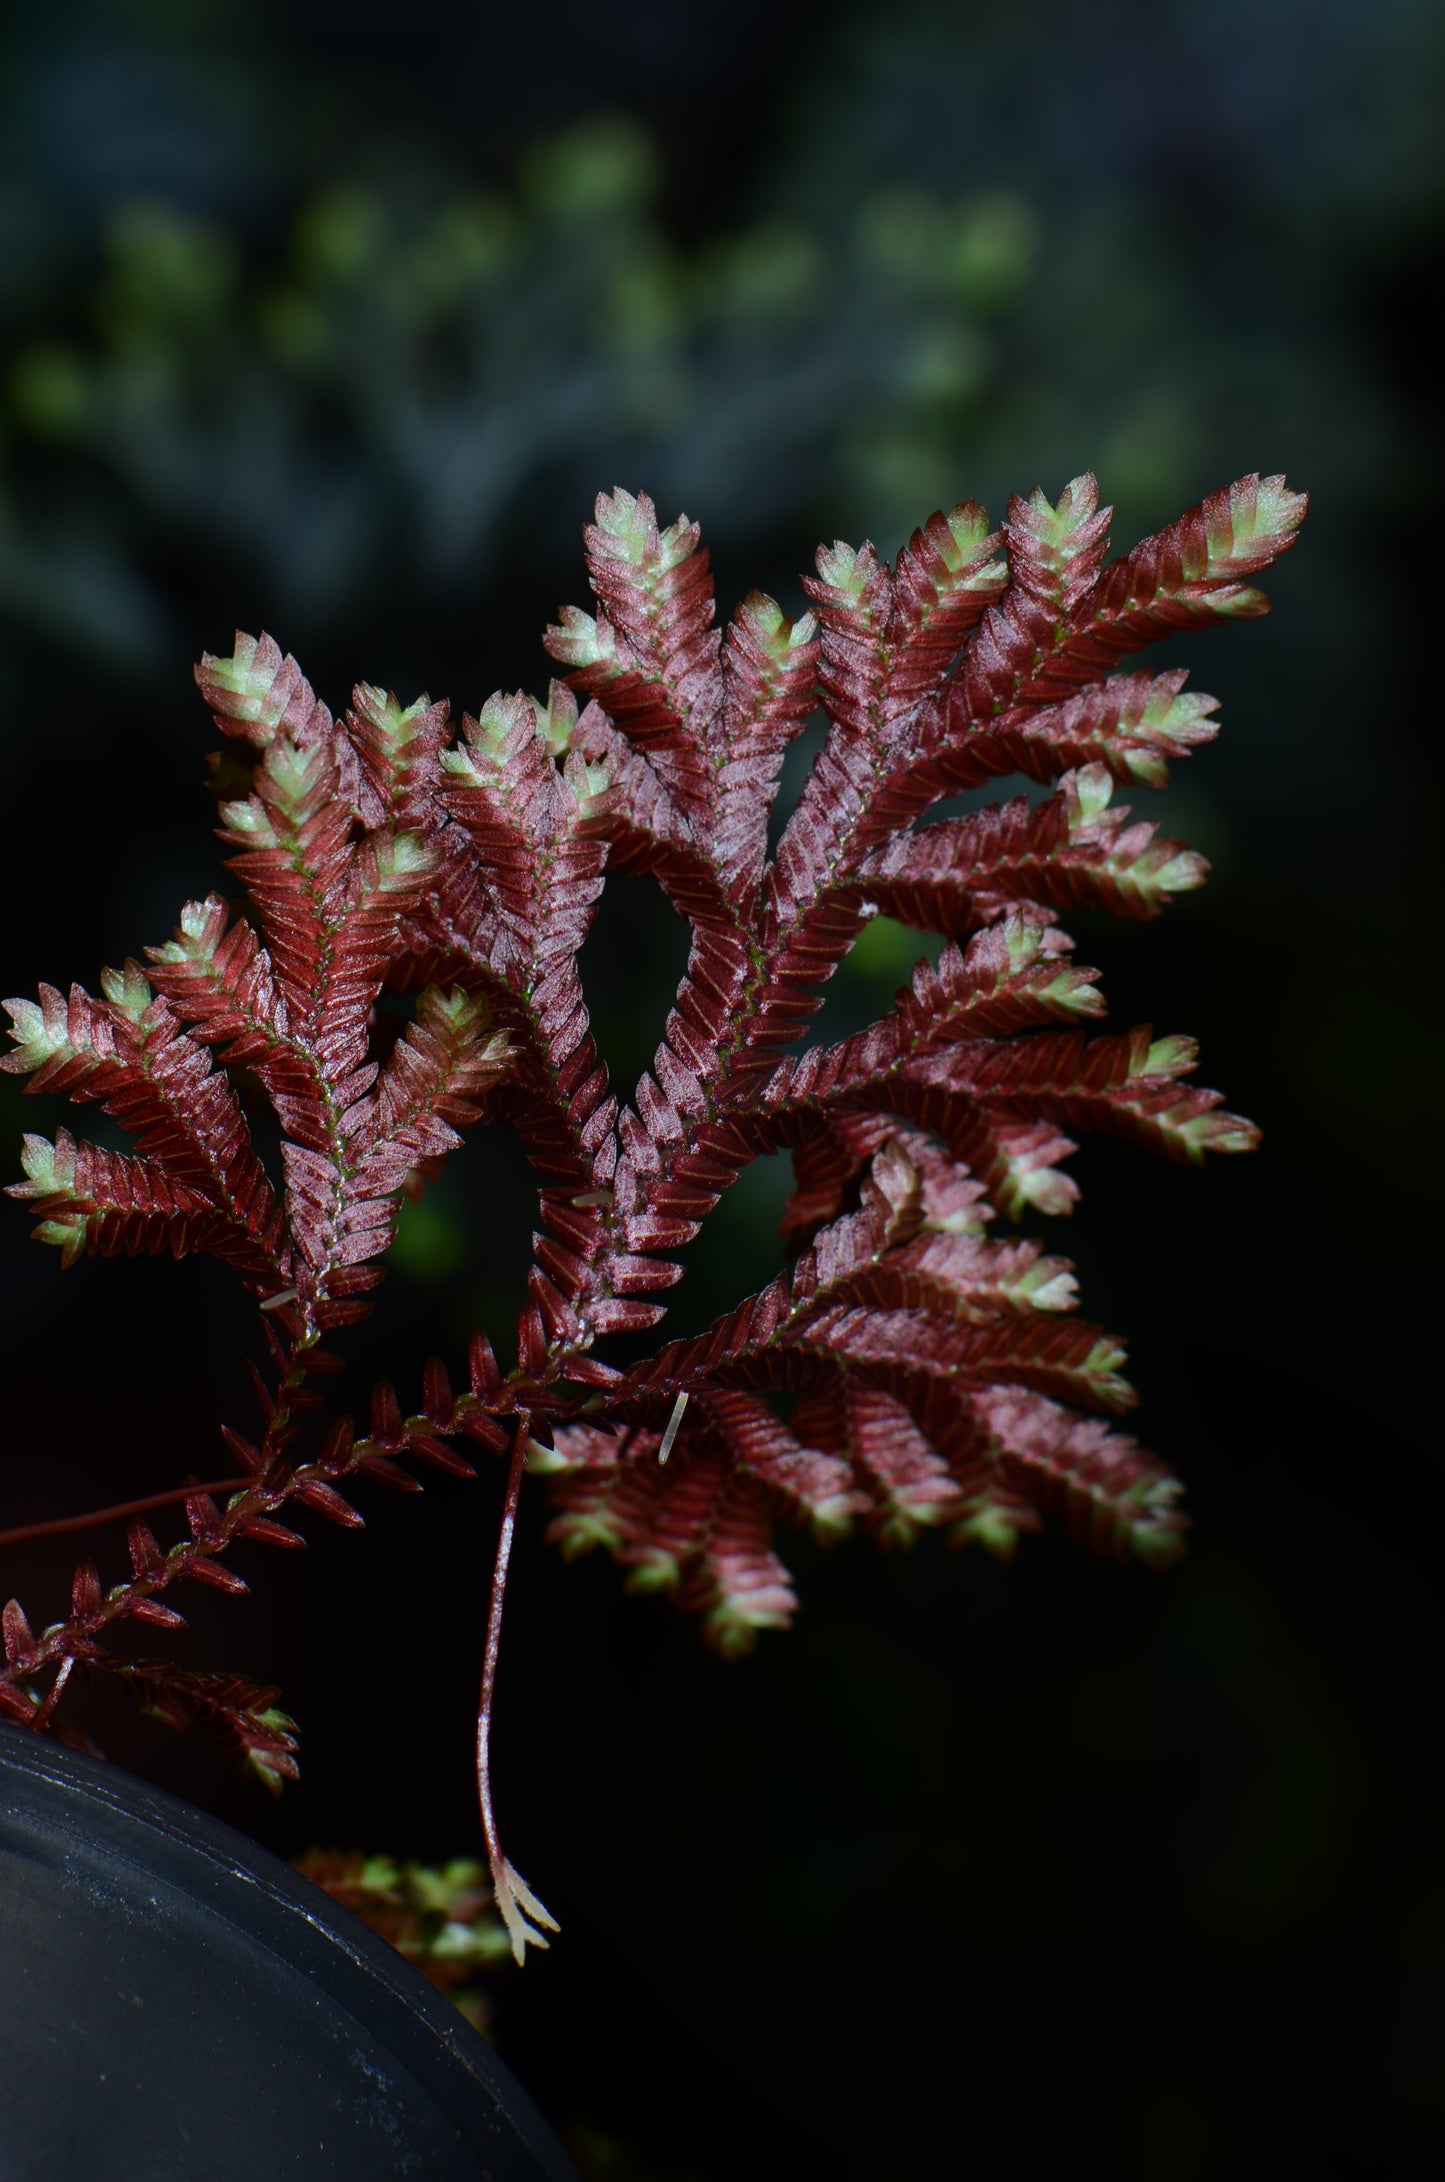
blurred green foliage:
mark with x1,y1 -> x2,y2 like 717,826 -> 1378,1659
291,1847 -> 512,2034
0,113 -> 1037,677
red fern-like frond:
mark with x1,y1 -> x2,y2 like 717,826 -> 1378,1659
716,595 -> 821,881
112,1659 -> 301,1792
853,765 -> 1207,935
2,468 -> 1301,1950
1024,471 -> 1308,699
544,489 -> 720,831
7,1128 -> 262,1273
955,475 -> 1115,719
195,629 -> 330,749
2,969 -> 284,1287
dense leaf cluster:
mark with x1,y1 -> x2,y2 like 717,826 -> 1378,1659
0,469 -> 1303,1945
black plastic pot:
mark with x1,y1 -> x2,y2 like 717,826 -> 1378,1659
0,1727 -> 577,2179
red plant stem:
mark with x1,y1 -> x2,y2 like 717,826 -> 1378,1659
476,1413 -> 529,1877
0,1478 -> 255,1551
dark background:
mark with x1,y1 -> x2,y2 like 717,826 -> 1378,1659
1,2 -> 1440,2175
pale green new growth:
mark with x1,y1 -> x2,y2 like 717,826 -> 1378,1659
534,681 -> 581,757
10,1134 -> 87,1266
951,1502 -> 1025,1560
554,1504 -> 629,1558
1067,765 -> 1208,911
98,962 -> 153,1021
938,501 -> 1001,572
1199,474 -> 1308,574
1139,1034 -> 1197,1078
217,793 -> 279,843
1018,476 -> 1102,555
593,485 -> 695,573
703,1590 -> 794,1658
1078,1336 -> 1134,1410
1002,1258 -> 1079,1315
247,1707 -> 302,1794
1002,1159 -> 1081,1221
736,589 -> 818,656
1115,684 -> 1220,786
1,998 -> 60,1074
814,539 -> 872,601
541,603 -> 611,671
198,633 -> 316,746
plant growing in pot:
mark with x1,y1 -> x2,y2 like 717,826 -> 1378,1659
0,467 -> 1304,2165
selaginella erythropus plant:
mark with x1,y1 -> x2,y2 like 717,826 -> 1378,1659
0,470 -> 1304,1958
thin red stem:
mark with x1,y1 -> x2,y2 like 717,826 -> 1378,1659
0,1478 -> 255,1552
476,1413 -> 529,1875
